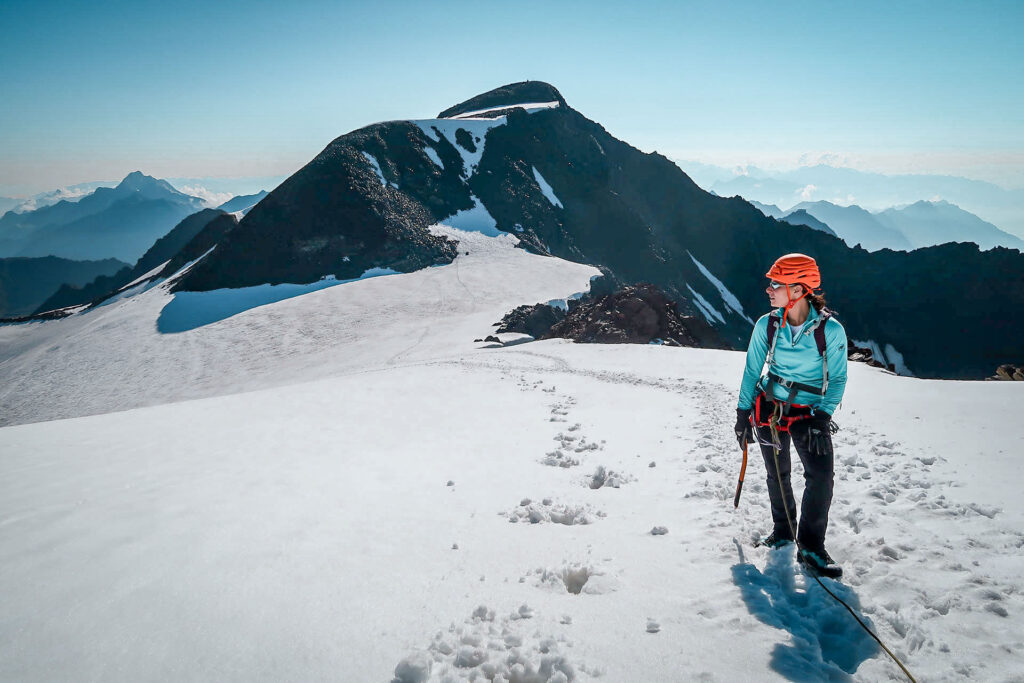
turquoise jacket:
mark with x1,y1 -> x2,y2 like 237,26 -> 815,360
737,306 -> 848,416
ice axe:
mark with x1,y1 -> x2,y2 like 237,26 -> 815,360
734,441 -> 748,508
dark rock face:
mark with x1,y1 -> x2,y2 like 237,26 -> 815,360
173,123 -> 464,292
437,81 -> 567,118
136,208 -> 226,277
496,302 -> 566,338
496,284 -> 728,349
454,128 -> 476,152
160,213 -> 239,278
545,284 -> 722,347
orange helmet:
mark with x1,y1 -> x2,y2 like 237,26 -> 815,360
766,253 -> 821,290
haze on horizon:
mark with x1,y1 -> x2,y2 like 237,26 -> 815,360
1,0 -> 1022,197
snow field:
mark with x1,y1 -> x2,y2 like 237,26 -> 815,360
2,225 -> 1023,680
0,226 -> 597,427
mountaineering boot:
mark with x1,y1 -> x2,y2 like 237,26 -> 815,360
798,546 -> 843,578
755,530 -> 794,548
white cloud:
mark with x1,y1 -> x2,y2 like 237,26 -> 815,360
13,185 -> 102,212
179,185 -> 235,208
798,184 -> 818,200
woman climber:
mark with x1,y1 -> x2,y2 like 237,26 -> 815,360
734,253 -> 848,577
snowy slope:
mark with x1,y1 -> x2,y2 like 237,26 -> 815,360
0,227 -> 596,427
1,228 -> 1023,682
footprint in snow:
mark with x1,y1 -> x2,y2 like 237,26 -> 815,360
391,604 -> 584,683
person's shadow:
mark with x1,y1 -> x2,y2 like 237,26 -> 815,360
731,540 -> 879,681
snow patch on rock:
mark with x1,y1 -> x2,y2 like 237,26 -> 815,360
688,252 -> 753,324
423,146 -> 444,170
412,117 -> 506,178
853,339 -> 914,376
436,195 -> 501,237
686,284 -> 726,324
532,167 -> 564,209
361,151 -> 397,188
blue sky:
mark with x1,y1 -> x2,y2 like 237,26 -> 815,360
1,0 -> 1022,195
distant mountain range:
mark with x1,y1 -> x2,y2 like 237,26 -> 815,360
0,181 -> 119,215
33,208 -> 232,314
678,161 -> 1024,243
876,200 -> 1023,251
776,209 -> 837,237
749,201 -> 838,237
747,198 -> 1024,252
0,179 -> 268,316
788,201 -> 914,251
0,256 -> 126,317
0,172 -> 205,262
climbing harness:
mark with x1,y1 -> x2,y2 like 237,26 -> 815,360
760,308 -> 832,407
760,402 -> 918,683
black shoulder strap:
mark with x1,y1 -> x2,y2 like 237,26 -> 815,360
813,309 -> 832,357
766,313 -> 780,351
769,308 -> 831,357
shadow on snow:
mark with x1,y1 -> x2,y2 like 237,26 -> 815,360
732,540 -> 879,681
156,269 -> 399,333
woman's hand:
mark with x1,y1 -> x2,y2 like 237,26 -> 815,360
735,409 -> 753,449
806,412 -> 832,456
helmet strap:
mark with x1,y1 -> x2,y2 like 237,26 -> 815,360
780,284 -> 808,328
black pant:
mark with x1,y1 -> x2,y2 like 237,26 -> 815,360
755,419 -> 834,552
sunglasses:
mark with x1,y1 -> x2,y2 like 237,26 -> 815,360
767,281 -> 788,290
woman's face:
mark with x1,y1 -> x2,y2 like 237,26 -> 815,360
766,280 -> 802,308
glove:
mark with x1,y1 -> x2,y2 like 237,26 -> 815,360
806,412 -> 832,457
735,408 -> 754,449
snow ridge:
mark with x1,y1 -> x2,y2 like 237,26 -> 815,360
448,101 -> 561,119
688,252 -> 754,324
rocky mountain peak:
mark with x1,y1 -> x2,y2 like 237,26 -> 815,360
437,81 -> 567,118
115,171 -> 181,197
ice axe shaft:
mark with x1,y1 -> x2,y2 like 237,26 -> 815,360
734,442 -> 748,508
